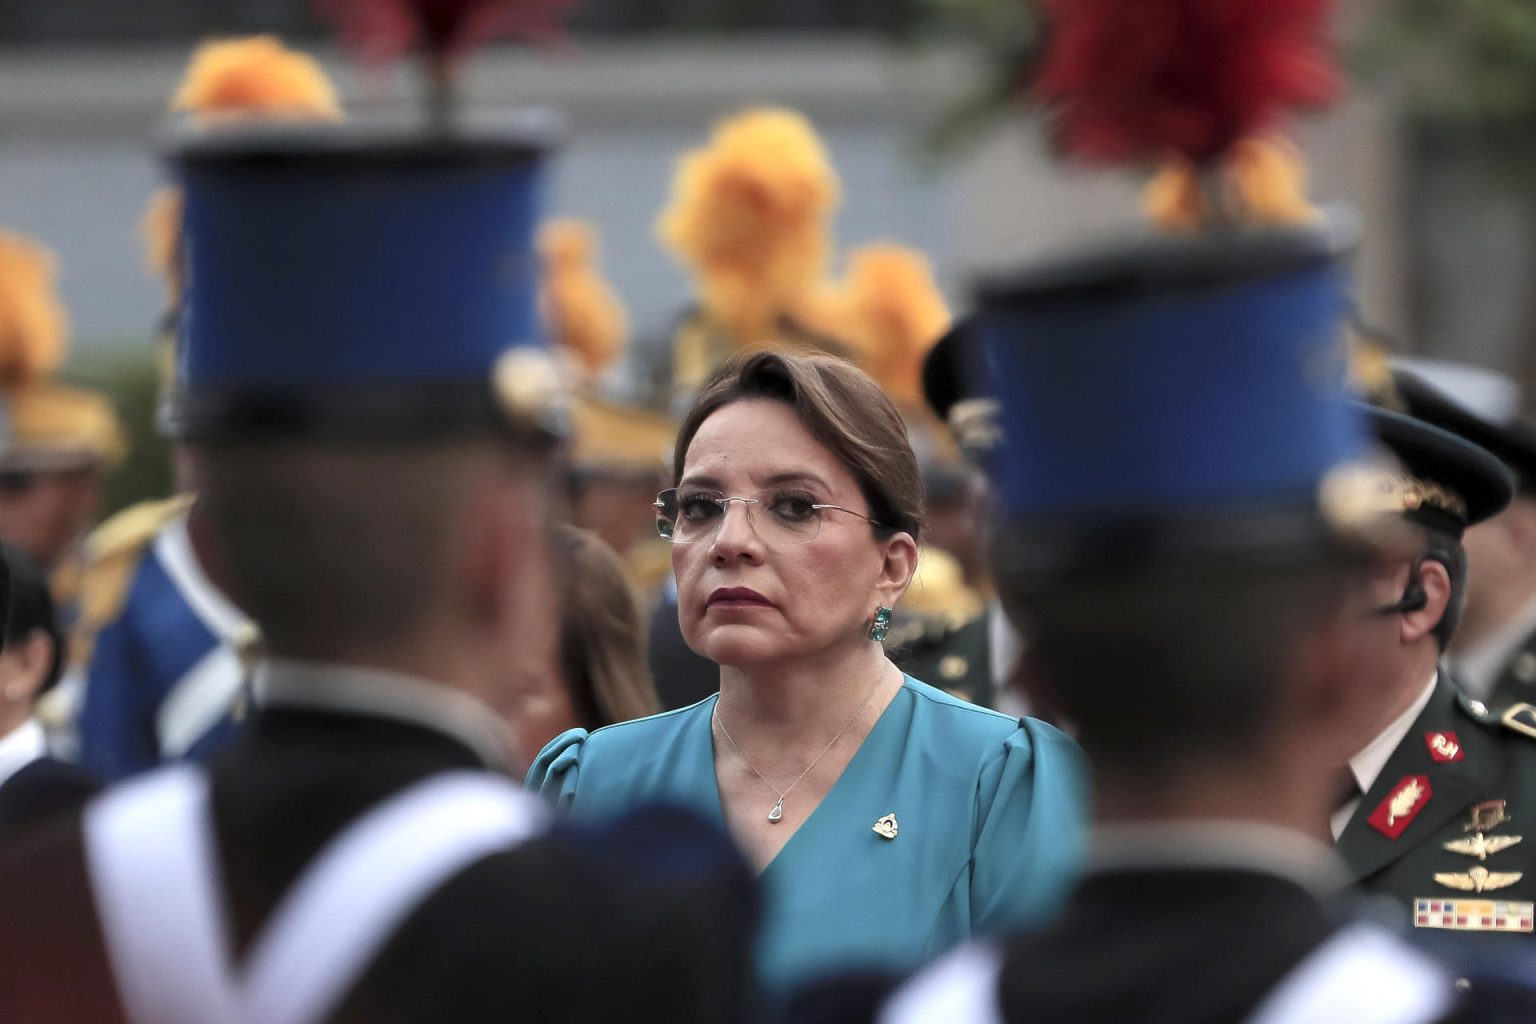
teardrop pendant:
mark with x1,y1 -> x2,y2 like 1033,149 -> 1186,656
767,796 -> 784,823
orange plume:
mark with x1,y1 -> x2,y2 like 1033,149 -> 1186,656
0,232 -> 67,389
539,219 -> 630,376
825,245 -> 951,408
1143,136 -> 1319,231
171,35 -> 342,120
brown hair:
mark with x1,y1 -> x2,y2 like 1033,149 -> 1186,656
673,351 -> 923,542
557,525 -> 661,728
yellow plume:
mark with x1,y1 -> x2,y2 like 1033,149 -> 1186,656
1144,137 -> 1319,232
171,35 -> 341,120
657,108 -> 841,345
148,37 -> 341,311
0,232 -> 67,388
539,219 -> 630,376
141,187 -> 184,304
819,245 -> 951,408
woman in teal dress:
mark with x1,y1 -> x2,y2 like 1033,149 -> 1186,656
529,351 -> 1086,996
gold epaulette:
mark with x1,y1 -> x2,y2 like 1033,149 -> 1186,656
68,494 -> 195,668
1500,702 -> 1536,743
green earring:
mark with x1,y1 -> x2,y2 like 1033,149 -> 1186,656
869,605 -> 892,643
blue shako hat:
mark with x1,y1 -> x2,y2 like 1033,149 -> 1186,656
161,112 -> 564,441
928,214 -> 1376,581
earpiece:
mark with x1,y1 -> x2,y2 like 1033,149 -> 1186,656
1393,582 -> 1428,614
1371,569 -> 1431,617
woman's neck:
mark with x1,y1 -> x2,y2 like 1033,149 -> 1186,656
716,642 -> 897,750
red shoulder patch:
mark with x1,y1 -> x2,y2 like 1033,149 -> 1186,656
1369,775 -> 1432,839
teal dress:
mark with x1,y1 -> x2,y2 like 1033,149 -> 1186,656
527,676 -> 1087,995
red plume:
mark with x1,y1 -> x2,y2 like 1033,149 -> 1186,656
1032,0 -> 1339,166
316,0 -> 572,67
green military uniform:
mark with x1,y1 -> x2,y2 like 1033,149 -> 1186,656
885,611 -> 993,709
1340,673 -> 1536,937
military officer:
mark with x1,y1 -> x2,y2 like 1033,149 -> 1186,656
1390,360 -> 1536,714
1331,395 -> 1536,951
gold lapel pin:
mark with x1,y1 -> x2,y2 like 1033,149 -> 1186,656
872,813 -> 899,840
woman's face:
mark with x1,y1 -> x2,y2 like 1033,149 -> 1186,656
672,398 -> 914,670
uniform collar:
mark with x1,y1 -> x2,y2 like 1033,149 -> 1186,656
1335,673 -> 1488,883
0,718 -> 48,788
1453,591 -> 1536,703
1090,820 -> 1348,897
1348,671 -> 1439,800
252,659 -> 511,772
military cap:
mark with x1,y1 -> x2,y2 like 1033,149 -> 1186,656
160,110 -> 564,443
1361,404 -> 1514,538
1392,358 -> 1536,495
923,214 -> 1393,586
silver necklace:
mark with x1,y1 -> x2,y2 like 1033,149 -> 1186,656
712,668 -> 887,824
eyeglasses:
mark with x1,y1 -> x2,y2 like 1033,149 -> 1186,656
653,487 -> 882,545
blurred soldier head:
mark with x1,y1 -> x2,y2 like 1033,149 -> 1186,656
164,110 -> 566,716
926,220 -> 1405,817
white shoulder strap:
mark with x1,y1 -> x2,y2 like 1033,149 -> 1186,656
83,765 -> 241,1024
241,772 -> 549,1024
878,943 -> 1005,1024
1245,922 -> 1455,1024
156,645 -> 246,759
84,768 -> 550,1024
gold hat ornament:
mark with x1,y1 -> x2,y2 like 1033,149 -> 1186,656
0,232 -> 125,472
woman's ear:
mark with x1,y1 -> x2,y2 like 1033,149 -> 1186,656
876,532 -> 920,606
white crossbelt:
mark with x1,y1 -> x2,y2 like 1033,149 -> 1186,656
878,924 -> 1453,1024
83,765 -> 550,1024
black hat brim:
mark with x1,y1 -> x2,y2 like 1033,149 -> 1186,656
1394,369 -> 1536,494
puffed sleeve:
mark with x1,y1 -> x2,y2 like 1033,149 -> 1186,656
969,717 -> 1089,935
524,727 -> 590,809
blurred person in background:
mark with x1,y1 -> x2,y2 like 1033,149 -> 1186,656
506,524 -> 661,774
539,218 -> 678,601
0,26 -> 756,1022
530,349 -> 1086,999
0,232 -> 127,619
69,35 -> 330,779
1388,360 -> 1536,714
0,542 -> 99,840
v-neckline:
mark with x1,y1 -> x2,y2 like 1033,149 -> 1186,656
701,679 -> 911,877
